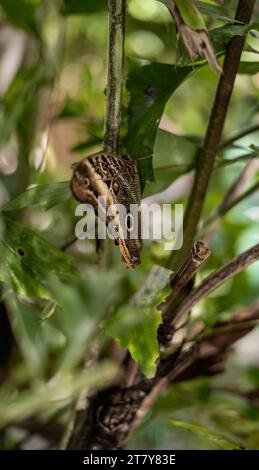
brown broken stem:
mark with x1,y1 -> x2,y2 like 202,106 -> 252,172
127,300 -> 259,444
63,242 -> 259,450
162,0 -> 221,73
63,0 -> 258,451
169,243 -> 259,330
159,240 -> 211,321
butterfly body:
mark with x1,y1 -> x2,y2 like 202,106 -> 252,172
71,152 -> 142,268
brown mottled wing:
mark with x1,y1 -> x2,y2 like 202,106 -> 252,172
71,151 -> 142,267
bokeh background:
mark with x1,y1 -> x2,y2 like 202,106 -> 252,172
0,0 -> 259,450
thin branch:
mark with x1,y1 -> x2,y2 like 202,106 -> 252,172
158,240 -> 210,320
216,152 -> 259,169
219,123 -> 259,151
142,152 -> 258,208
127,300 -> 259,444
169,243 -> 259,330
127,377 -> 169,441
104,0 -> 126,153
63,1 -> 126,450
204,179 -> 259,232
63,242 -> 259,450
62,0 -> 258,451
216,159 -> 259,212
200,158 -> 259,240
60,235 -> 77,251
169,0 -> 256,271
158,240 -> 210,358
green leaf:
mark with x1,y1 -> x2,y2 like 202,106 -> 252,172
153,379 -> 212,415
0,0 -> 46,38
106,265 -> 172,378
60,0 -> 107,15
158,0 -> 205,29
71,137 -> 102,153
151,131 -> 259,191
174,0 -> 205,30
6,295 -> 48,377
238,61 -> 259,75
0,65 -> 48,151
2,182 -> 71,212
196,1 -> 234,23
0,215 -> 77,300
177,23 -> 259,67
124,22 -> 253,183
211,23 -> 259,50
0,362 -> 117,430
169,420 -> 240,450
123,59 -> 196,183
58,97 -> 88,119
53,271 -> 122,371
153,129 -> 199,186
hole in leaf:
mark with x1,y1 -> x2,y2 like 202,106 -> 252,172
144,84 -> 156,98
17,248 -> 25,256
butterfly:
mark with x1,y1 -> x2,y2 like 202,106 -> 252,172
71,151 -> 142,268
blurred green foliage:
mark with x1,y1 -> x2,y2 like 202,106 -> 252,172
0,0 -> 259,450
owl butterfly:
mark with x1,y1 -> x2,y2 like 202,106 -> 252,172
71,151 -> 142,269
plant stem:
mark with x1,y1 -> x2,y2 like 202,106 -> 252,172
220,123 -> 259,151
104,0 -> 126,153
202,178 -> 259,236
159,240 -> 210,322
127,298 -> 259,445
168,0 -> 256,270
63,2 -> 126,450
169,243 -> 259,329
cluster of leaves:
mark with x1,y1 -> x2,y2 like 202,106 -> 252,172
0,0 -> 259,450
